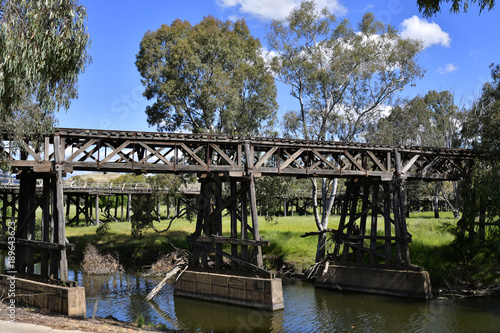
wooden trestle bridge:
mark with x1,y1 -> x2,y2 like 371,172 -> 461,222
0,127 -> 476,301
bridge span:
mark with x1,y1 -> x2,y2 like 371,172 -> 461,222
0,128 -> 478,312
4,127 -> 475,180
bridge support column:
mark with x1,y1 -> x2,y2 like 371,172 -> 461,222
95,194 -> 100,225
12,171 -> 70,281
316,178 -> 432,299
177,172 -> 283,310
127,193 -> 131,222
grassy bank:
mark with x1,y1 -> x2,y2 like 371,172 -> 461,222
66,211 -> 470,287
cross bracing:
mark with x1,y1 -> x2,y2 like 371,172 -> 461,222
2,127 -> 476,180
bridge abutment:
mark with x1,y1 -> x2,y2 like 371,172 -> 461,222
315,264 -> 432,299
174,270 -> 284,310
0,274 -> 86,317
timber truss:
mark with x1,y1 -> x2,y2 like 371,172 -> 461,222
2,127 -> 475,180
0,128 -> 477,281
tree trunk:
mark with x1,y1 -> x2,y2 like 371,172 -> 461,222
312,177 -> 338,262
433,195 -> 439,219
452,181 -> 461,219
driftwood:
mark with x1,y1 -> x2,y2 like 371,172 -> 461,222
145,266 -> 182,301
145,248 -> 189,301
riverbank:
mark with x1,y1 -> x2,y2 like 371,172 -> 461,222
66,212 -> 499,290
0,300 -> 178,332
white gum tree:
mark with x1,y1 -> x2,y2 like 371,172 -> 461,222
266,1 -> 424,261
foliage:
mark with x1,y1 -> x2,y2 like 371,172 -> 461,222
267,1 -> 424,142
136,16 -> 277,135
0,0 -> 91,170
366,90 -> 463,217
130,174 -> 192,237
439,64 -> 500,281
95,221 -> 110,242
114,174 -> 147,184
255,176 -> 309,220
366,90 -> 462,148
464,64 -> 500,158
136,315 -> 145,329
417,0 -> 495,17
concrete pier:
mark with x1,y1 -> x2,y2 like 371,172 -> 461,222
0,274 -> 86,317
315,264 -> 432,299
174,270 -> 284,310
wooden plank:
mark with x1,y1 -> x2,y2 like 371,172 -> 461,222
138,142 -> 173,165
0,239 -> 74,250
192,236 -> 270,247
367,151 -> 387,172
210,144 -> 237,167
393,186 -> 403,261
66,139 -> 97,162
179,143 -> 207,167
343,150 -> 365,171
342,183 -> 360,262
421,156 -> 441,175
22,144 -> 43,162
279,148 -> 305,171
254,147 -> 278,168
101,140 -> 132,163
312,149 -> 339,171
383,184 -> 392,265
230,180 -> 239,269
401,154 -> 420,174
333,181 -> 352,258
369,184 -> 379,265
54,135 -> 68,281
356,184 -> 369,263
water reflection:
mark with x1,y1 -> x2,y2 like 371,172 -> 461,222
174,295 -> 284,332
1,254 -> 499,333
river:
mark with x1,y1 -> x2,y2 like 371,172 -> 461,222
71,269 -> 500,333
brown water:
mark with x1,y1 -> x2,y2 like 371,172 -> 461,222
73,270 -> 500,333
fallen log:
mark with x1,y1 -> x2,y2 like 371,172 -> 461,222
145,266 -> 181,301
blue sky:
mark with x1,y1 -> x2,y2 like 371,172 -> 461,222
57,0 -> 500,134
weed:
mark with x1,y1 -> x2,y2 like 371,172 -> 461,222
136,315 -> 145,328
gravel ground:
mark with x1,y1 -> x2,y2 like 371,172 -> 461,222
0,300 -> 179,333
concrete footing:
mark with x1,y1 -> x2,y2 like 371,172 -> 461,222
315,264 -> 432,299
174,270 -> 284,310
0,274 -> 86,317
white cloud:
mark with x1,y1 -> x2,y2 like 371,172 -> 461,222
438,63 -> 459,74
261,48 -> 279,65
216,0 -> 347,21
400,16 -> 451,49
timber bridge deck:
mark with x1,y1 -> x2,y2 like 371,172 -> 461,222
0,127 -> 478,310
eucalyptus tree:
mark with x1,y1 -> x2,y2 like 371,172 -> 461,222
461,63 -> 500,221
367,90 -> 463,218
442,64 -> 500,280
417,0 -> 495,17
0,0 -> 91,170
136,16 -> 277,136
266,1 -> 424,261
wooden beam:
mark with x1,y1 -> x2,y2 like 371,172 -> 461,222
0,239 -> 75,251
191,235 -> 270,247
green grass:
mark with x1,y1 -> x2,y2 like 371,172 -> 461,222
66,210 -> 459,274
